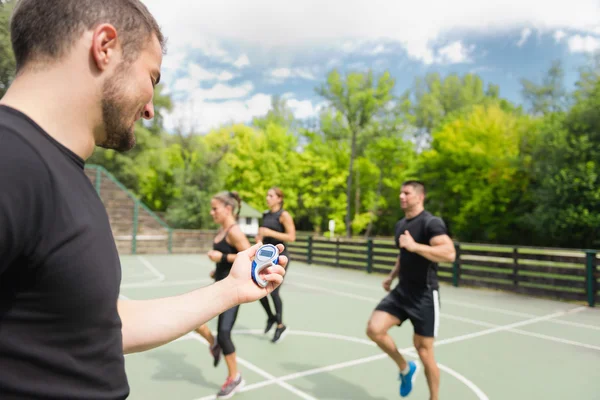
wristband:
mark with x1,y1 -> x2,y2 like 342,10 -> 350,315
221,253 -> 228,263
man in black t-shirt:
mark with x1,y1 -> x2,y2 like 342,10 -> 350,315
366,181 -> 455,400
0,1 -> 286,399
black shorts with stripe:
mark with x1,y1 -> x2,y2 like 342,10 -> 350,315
375,285 -> 440,337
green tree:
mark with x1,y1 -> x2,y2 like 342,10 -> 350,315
295,129 -> 349,234
399,72 -> 514,149
522,63 -> 600,247
203,122 -> 300,215
316,69 -> 395,237
418,103 -> 536,243
520,60 -> 568,115
523,114 -> 599,247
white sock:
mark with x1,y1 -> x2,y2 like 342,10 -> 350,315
401,365 -> 410,375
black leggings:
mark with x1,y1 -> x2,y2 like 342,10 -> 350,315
260,285 -> 283,324
260,260 -> 288,325
217,305 -> 239,356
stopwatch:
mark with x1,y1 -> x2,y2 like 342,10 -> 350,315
251,244 -> 279,287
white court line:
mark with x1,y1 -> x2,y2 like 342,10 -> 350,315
187,329 -> 489,400
289,270 -> 600,331
136,256 -> 166,282
117,293 -> 315,400
289,281 -> 597,351
186,333 -> 317,400
441,314 -> 600,351
417,355 -> 489,400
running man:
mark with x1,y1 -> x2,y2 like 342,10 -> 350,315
366,181 -> 455,399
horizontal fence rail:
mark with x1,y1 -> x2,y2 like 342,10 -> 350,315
286,236 -> 599,308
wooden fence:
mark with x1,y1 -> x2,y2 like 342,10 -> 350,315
285,236 -> 600,307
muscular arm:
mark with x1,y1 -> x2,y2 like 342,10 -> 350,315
119,242 -> 287,354
412,234 -> 456,263
118,279 -> 238,354
388,255 -> 401,279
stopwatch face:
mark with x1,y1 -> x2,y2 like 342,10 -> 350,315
256,245 -> 277,262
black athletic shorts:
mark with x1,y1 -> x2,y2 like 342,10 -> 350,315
375,285 -> 440,337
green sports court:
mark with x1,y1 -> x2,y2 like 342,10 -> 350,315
121,253 -> 600,400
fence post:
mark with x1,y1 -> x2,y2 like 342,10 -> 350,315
366,238 -> 374,274
95,167 -> 102,196
168,229 -> 173,254
512,247 -> 519,286
131,201 -> 139,255
452,242 -> 460,287
307,236 -> 313,264
585,250 -> 597,307
335,238 -> 340,268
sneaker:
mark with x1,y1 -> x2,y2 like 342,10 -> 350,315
210,342 -> 221,367
216,374 -> 245,399
264,316 -> 277,334
271,325 -> 287,343
399,361 -> 419,397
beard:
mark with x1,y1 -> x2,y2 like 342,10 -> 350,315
97,65 -> 137,152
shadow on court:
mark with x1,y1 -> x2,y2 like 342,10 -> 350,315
145,349 -> 221,390
282,362 -> 389,400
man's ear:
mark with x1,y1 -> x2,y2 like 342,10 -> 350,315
90,23 -> 120,72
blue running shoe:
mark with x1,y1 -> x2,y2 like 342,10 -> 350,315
399,361 -> 418,397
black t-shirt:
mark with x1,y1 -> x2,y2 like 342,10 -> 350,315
0,106 -> 128,399
261,208 -> 289,257
393,210 -> 448,291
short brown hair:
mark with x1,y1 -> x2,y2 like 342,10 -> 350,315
402,180 -> 426,196
10,0 -> 166,72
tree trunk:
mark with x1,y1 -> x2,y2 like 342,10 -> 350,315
365,168 -> 383,238
345,127 -> 358,237
355,168 -> 360,219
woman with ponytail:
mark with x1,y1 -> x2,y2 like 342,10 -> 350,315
256,187 -> 296,343
205,190 -> 251,398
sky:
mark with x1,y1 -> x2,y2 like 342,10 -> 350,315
141,0 -> 600,134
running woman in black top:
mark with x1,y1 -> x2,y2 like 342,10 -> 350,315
366,181 -> 455,400
206,191 -> 251,399
256,187 -> 296,343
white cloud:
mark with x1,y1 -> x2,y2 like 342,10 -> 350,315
269,68 -> 316,81
173,77 -> 195,92
143,0 -> 600,66
567,34 -> 600,53
233,54 -> 250,68
370,44 -> 389,55
186,36 -> 229,60
195,82 -> 254,100
286,99 -> 325,119
553,30 -> 567,42
517,28 -> 532,46
435,41 -> 475,64
164,94 -> 272,134
171,64 -> 236,92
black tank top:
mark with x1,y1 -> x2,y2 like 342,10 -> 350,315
213,225 -> 238,281
261,208 -> 289,257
